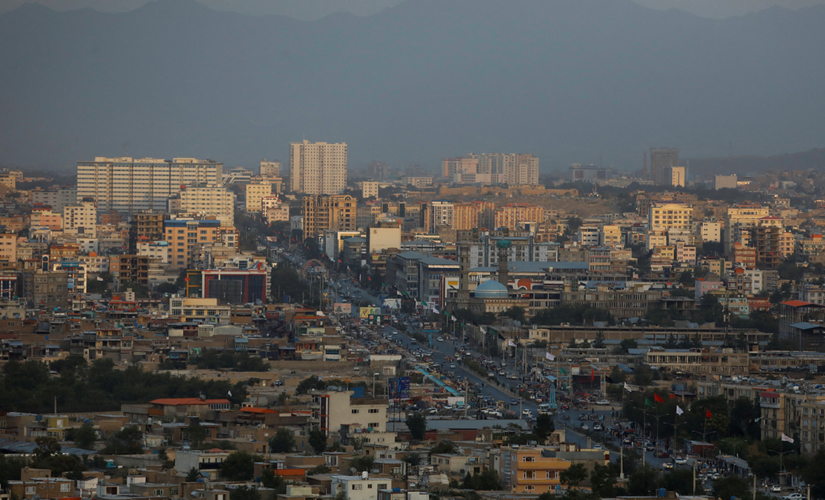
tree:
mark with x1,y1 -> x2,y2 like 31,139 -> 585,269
185,424 -> 207,447
633,364 -> 653,388
593,331 -> 605,348
406,413 -> 427,441
534,414 -> 555,441
219,451 -> 256,481
295,376 -> 326,395
230,486 -> 261,500
269,428 -> 295,453
462,469 -> 502,490
499,307 -> 526,323
350,455 -> 375,473
308,430 -> 327,455
662,468 -> 704,495
428,441 -> 457,455
34,437 -> 61,461
308,464 -> 331,475
618,339 -> 638,354
155,282 -> 179,296
609,365 -> 626,384
69,422 -> 97,450
712,475 -> 751,500
801,450 -> 825,499
102,426 -> 143,455
120,281 -> 148,298
186,467 -> 200,482
626,466 -> 661,496
560,463 -> 588,488
589,463 -> 618,497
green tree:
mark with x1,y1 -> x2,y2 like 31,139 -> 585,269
462,469 -> 502,490
633,364 -> 653,388
618,339 -> 638,354
269,428 -> 295,453
712,475 -> 751,500
351,455 -> 375,473
230,485 -> 262,500
593,331 -> 605,348
34,437 -> 61,461
534,414 -> 555,441
308,464 -> 331,475
499,307 -> 526,323
186,467 -> 200,482
185,424 -> 207,447
589,463 -> 617,497
220,451 -> 257,481
295,376 -> 327,395
627,466 -> 661,496
801,450 -> 825,499
428,441 -> 457,455
560,463 -> 588,488
662,468 -> 704,495
69,422 -> 97,450
102,426 -> 143,455
120,281 -> 148,298
406,413 -> 427,441
308,430 -> 327,455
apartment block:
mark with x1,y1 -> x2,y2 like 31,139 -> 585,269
312,390 -> 388,436
180,185 -> 235,227
650,148 -> 679,186
31,187 -> 77,212
245,182 -> 272,213
453,201 -> 494,231
665,166 -> 686,187
303,195 -> 357,238
724,204 -> 769,255
262,196 -> 289,223
494,204 -> 544,231
260,159 -> 280,177
290,141 -> 348,195
163,219 -> 221,269
648,202 -> 693,232
63,199 -> 98,237
429,201 -> 454,232
361,181 -> 379,199
0,233 -> 18,262
77,157 -> 223,213
699,221 -> 721,243
498,446 -> 571,494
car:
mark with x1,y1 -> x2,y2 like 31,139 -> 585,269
593,443 -> 602,449
663,462 -> 673,470
522,410 -> 532,417
595,399 -> 610,405
593,423 -> 603,431
674,457 -> 687,465
771,486 -> 782,493
510,399 -> 519,405
437,337 -> 444,342
581,424 -> 589,431
274,380 -> 284,386
449,364 -> 457,369
784,494 -> 803,500
499,370 -> 506,376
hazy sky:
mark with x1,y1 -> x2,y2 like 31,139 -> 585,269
2,0 -> 825,18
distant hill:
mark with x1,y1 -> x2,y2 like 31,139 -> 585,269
688,148 -> 825,177
0,0 -> 824,170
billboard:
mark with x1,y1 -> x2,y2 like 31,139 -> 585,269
388,376 -> 411,401
333,303 -> 352,315
382,298 -> 400,310
359,307 -> 380,318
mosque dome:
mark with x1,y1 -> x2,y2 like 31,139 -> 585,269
474,280 -> 509,299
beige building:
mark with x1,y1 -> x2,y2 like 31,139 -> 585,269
361,181 -> 379,199
666,166 -> 686,187
63,199 -> 98,237
303,195 -> 357,238
0,233 -> 18,262
494,204 -> 544,231
311,390 -> 389,436
367,222 -> 402,254
650,148 -> 679,185
262,196 -> 290,223
648,202 -> 693,232
290,141 -> 348,195
260,159 -> 280,177
644,348 -> 748,376
245,182 -> 272,212
77,157 -> 222,213
600,225 -> 622,247
163,219 -> 221,269
724,204 -> 770,255
180,185 -> 236,227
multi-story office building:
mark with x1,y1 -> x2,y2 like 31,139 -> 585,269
650,148 -> 679,185
289,141 -> 347,195
724,204 -> 770,255
648,202 -> 693,232
31,187 -> 77,212
444,153 -> 540,185
244,182 -> 272,213
429,201 -> 454,232
180,185 -> 236,227
63,199 -> 98,237
0,233 -> 18,262
260,159 -> 280,177
467,235 -> 558,268
30,207 -> 63,231
76,157 -> 222,213
665,166 -> 686,187
163,219 -> 221,269
303,195 -> 357,238
137,240 -> 171,264
494,204 -> 544,231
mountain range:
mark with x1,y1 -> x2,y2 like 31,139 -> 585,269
1,0 -> 824,172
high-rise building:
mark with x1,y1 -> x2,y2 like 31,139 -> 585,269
453,201 -> 495,231
665,166 -> 686,187
63,199 -> 98,237
32,187 -> 77,212
289,141 -> 348,195
163,219 -> 221,269
260,159 -> 280,177
303,195 -> 357,238
445,153 -> 540,185
180,185 -> 236,227
494,204 -> 544,231
429,201 -> 454,232
244,182 -> 271,213
650,148 -> 679,186
77,157 -> 223,213
724,204 -> 769,255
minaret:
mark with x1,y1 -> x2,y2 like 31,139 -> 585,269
497,239 -> 511,289
458,241 -> 470,305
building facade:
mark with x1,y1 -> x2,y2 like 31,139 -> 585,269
289,141 -> 348,195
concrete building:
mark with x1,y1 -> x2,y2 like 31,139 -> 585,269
429,201 -> 454,232
63,199 -> 98,237
715,175 -> 738,190
262,196 -> 289,223
665,166 -> 686,187
331,475 -> 392,500
453,201 -> 494,231
498,446 -> 571,494
361,181 -> 379,199
311,390 -> 388,436
650,148 -> 679,186
403,177 -> 432,188
31,187 -> 77,212
367,222 -> 402,255
245,182 -> 272,213
0,233 -> 18,263
180,185 -> 236,227
494,204 -> 544,231
700,221 -> 721,243
260,159 -> 280,177
136,240 -> 171,264
77,157 -> 222,213
290,141 -> 348,195
755,217 -> 794,269
30,207 -> 62,231
724,204 -> 769,255
600,225 -> 622,247
648,202 -> 693,232
303,195 -> 357,239
578,226 -> 600,246
163,219 -> 221,269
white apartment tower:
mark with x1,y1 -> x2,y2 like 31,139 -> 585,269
77,157 -> 223,213
289,141 -> 348,195
63,199 -> 98,237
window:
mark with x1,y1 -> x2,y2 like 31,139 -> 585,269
155,490 -> 165,496
368,409 -> 379,414
61,483 -> 70,492
352,409 -> 359,414
352,484 -> 362,490
26,487 -> 36,495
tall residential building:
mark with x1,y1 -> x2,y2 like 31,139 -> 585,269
648,202 -> 693,232
0,233 -> 18,262
650,148 -> 679,186
665,166 -> 686,187
303,195 -> 357,238
494,204 -> 544,231
244,182 -> 271,213
361,181 -> 379,199
755,217 -> 794,269
724,204 -> 770,256
32,188 -> 77,212
429,201 -> 454,232
453,201 -> 495,231
180,185 -> 236,227
63,199 -> 98,237
77,157 -> 222,213
163,219 -> 221,269
445,153 -> 540,185
260,159 -> 280,177
289,141 -> 348,195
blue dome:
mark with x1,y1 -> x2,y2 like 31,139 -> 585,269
474,280 -> 509,298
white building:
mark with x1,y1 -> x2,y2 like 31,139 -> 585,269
137,240 -> 171,264
312,389 -> 388,436
260,159 -> 280,177
77,157 -> 222,213
429,201 -> 454,231
700,221 -> 721,243
262,196 -> 289,223
578,226 -> 600,246
289,141 -> 348,195
180,185 -> 236,227
63,199 -> 98,237
362,181 -> 379,199
331,475 -> 392,500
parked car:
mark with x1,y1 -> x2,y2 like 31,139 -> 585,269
784,494 -> 803,500
771,486 -> 782,493
663,462 -> 673,470
593,423 -> 603,431
595,399 -> 610,405
581,424 -> 589,431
